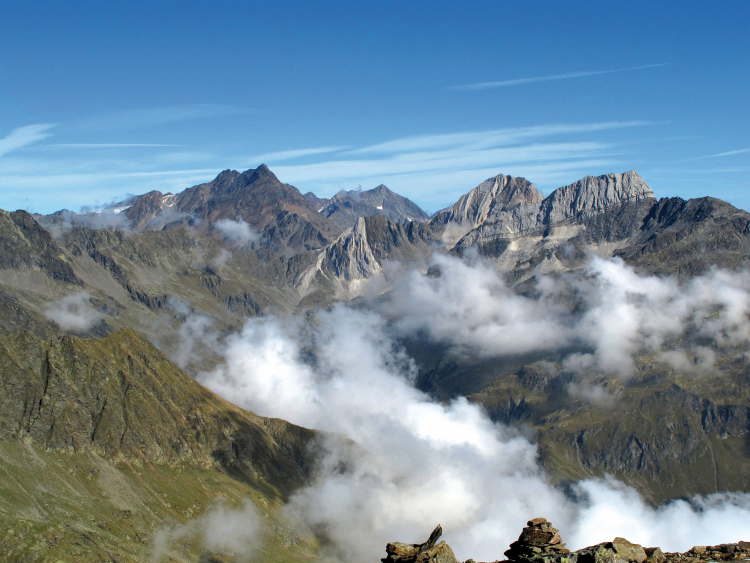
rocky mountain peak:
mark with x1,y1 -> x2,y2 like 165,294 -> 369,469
315,183 -> 429,229
477,174 -> 544,208
211,168 -> 241,190
539,170 -> 655,226
450,170 -> 659,253
212,164 -> 280,198
321,216 -> 382,281
237,162 -> 275,185
433,174 -> 543,230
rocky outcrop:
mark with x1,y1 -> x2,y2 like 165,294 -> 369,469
382,525 -> 459,563
316,215 -> 435,285
432,175 -> 544,228
121,189 -> 180,230
614,196 -> 750,276
383,521 -> 750,563
322,217 -> 383,281
538,171 -> 655,229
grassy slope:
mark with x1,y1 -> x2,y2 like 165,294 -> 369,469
0,440 -> 318,563
0,328 -> 320,563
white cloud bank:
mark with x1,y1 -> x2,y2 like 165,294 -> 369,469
199,256 -> 750,562
385,254 -> 750,377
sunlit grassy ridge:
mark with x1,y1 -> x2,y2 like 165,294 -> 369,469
0,328 -> 321,562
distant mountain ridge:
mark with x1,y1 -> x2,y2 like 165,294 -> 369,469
19,166 -> 750,316
306,183 -> 430,229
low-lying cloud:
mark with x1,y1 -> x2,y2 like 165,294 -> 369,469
152,499 -> 265,562
43,291 -> 106,331
38,209 -> 134,238
198,256 -> 750,561
167,298 -> 221,370
385,254 -> 750,377
214,217 -> 261,246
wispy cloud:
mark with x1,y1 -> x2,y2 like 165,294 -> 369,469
39,143 -> 180,149
0,124 -> 56,157
348,122 -> 651,155
0,120 -> 652,214
696,147 -> 750,159
75,104 -> 255,131
452,63 -> 668,91
271,121 -> 651,210
246,146 -> 347,164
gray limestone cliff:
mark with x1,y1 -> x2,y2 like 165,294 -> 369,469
321,217 -> 383,281
456,171 -> 655,248
431,174 -> 544,245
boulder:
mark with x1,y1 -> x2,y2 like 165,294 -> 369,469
382,525 -> 458,563
612,538 -> 648,563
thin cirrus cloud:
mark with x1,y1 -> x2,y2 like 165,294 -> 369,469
696,147 -> 750,159
347,122 -> 652,155
0,124 -> 57,157
74,104 -> 256,131
271,120 -> 651,207
0,120 -> 651,214
245,146 -> 348,165
34,143 -> 181,150
452,63 -> 668,91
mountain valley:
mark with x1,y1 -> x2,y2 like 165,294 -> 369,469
2,165 -> 750,561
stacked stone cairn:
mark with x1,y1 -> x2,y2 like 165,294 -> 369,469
504,517 -> 569,561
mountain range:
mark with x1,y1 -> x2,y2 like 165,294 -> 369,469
2,164 -> 750,561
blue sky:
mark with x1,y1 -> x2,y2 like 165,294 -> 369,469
1,1 -> 748,214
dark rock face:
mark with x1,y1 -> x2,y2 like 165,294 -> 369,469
466,355 -> 750,504
0,292 -> 58,339
0,210 -> 82,285
614,196 -> 750,276
172,165 -> 342,253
